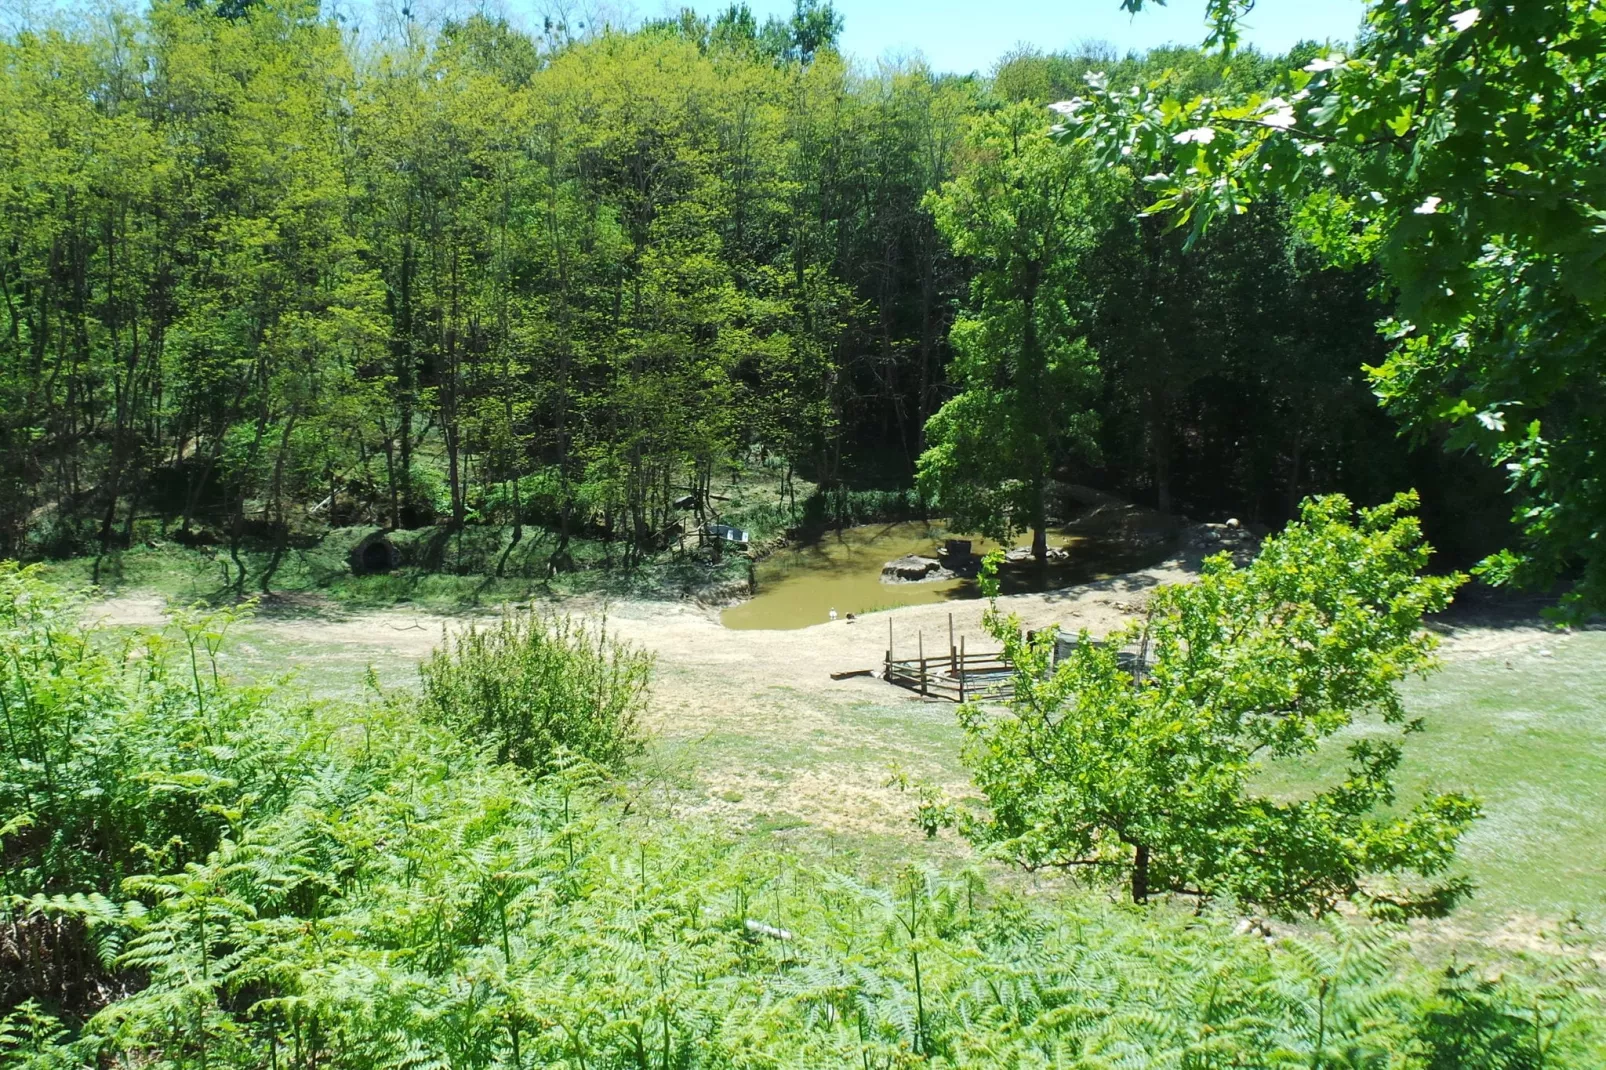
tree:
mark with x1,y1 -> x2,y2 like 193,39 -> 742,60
1065,1 -> 1606,615
918,104 -> 1113,563
958,492 -> 1478,916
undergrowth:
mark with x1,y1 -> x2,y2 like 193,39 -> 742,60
1,562 -> 1602,1068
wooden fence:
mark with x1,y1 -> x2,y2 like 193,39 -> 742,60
883,628 -> 1017,703
880,614 -> 1150,703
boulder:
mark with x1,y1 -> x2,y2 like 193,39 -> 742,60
881,555 -> 947,583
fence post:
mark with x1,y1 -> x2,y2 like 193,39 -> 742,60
948,613 -> 955,671
918,632 -> 926,697
959,635 -> 966,703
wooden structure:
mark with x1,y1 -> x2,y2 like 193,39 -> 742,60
883,615 -> 1015,702
880,613 -> 1150,703
701,522 -> 750,546
884,643 -> 1015,702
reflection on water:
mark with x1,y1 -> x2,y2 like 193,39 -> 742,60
720,520 -> 1120,631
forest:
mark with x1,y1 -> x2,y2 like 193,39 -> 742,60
0,0 -> 1515,590
5,0 -> 1606,1066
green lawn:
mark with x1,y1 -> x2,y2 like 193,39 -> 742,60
94,589 -> 1606,933
1259,626 -> 1606,929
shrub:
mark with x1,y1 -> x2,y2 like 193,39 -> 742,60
418,608 -> 651,775
797,486 -> 923,532
960,492 -> 1475,916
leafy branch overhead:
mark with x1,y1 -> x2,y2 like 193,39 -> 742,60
1066,0 -> 1606,615
960,493 -> 1478,916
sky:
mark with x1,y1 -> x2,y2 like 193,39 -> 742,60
667,0 -> 1367,74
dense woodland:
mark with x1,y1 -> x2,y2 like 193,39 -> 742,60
0,0 -> 1511,586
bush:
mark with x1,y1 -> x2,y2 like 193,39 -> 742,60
0,565 -> 322,1018
798,486 -> 923,532
418,608 -> 651,775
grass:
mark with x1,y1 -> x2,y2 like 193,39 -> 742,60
34,458 -> 922,614
1258,624 -> 1606,930
71,549 -> 1606,935
38,529 -> 752,613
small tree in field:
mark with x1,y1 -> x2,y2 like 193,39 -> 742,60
959,492 -> 1480,917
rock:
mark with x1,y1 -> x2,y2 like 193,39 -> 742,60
1233,916 -> 1275,940
1004,547 -> 1035,565
881,555 -> 949,583
1182,522 -> 1261,551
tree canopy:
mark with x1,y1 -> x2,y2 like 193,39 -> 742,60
0,0 -> 1519,594
1066,0 -> 1606,615
917,104 -> 1114,561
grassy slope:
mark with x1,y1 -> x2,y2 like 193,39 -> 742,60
34,460 -> 830,612
82,578 -> 1606,933
1398,629 -> 1605,926
1256,626 -> 1606,930
648,624 -> 1606,930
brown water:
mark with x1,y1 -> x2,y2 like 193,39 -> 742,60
719,521 -> 1102,631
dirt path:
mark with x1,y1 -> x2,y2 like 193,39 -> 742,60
90,554 -> 1191,705
86,554 -> 1583,846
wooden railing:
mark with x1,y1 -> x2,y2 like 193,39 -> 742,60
884,634 -> 1015,703
880,616 -> 1150,703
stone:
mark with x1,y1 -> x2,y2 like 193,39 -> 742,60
881,555 -> 947,583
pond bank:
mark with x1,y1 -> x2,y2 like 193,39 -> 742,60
720,488 -> 1182,630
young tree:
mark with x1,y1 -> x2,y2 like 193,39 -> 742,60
918,104 -> 1114,563
959,492 -> 1478,916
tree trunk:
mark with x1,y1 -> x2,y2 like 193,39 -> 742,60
1132,843 -> 1150,905
1286,426 -> 1303,520
258,411 -> 298,594
1032,477 -> 1049,566
1150,389 -> 1173,516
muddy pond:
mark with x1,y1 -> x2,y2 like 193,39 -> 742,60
720,520 -> 1159,630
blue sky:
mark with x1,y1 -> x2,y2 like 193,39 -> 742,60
665,0 -> 1366,74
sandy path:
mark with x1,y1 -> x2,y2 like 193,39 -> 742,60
86,555 -> 1575,840
87,548 -> 1565,752
89,557 -> 1192,710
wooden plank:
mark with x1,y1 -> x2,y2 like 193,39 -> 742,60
918,633 -> 927,697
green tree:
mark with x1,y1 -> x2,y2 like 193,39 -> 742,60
959,492 -> 1478,915
918,104 -> 1112,562
1068,0 -> 1606,615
